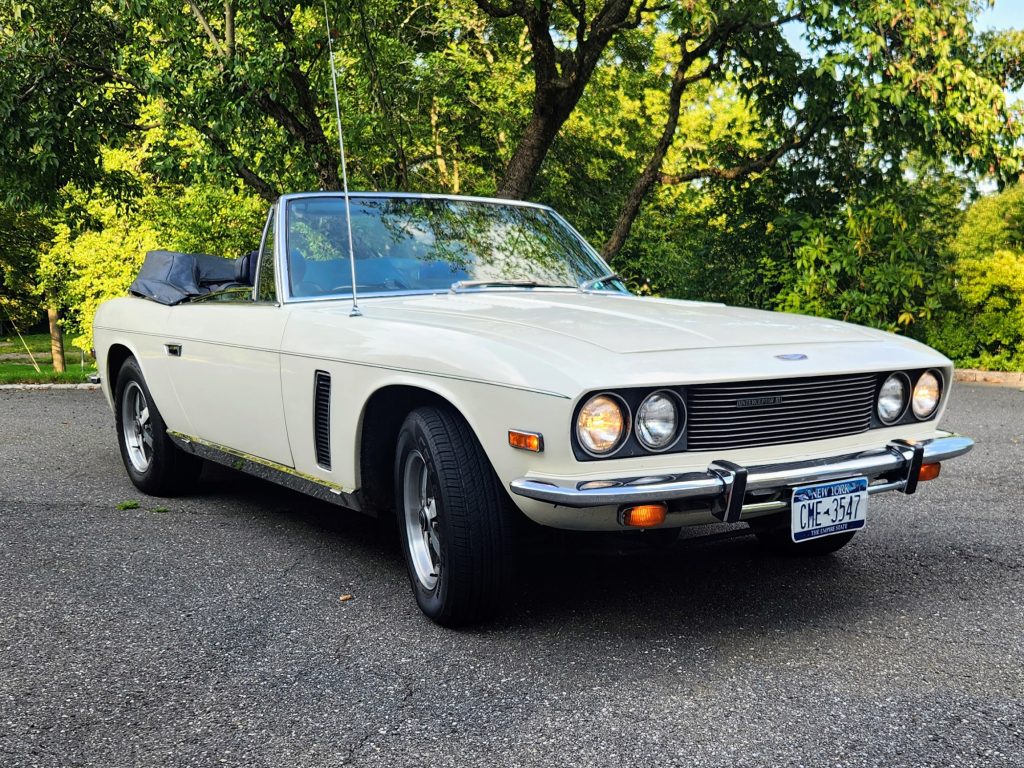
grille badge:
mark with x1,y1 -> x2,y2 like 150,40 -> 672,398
776,353 -> 808,361
737,395 -> 784,409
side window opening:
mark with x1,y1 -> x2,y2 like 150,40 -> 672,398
257,207 -> 278,303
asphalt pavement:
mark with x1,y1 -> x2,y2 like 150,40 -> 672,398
1,385 -> 1022,767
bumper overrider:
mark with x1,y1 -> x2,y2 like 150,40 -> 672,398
509,433 -> 973,524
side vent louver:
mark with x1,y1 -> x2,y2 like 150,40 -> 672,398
314,371 -> 331,469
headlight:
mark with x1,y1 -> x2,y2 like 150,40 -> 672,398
877,373 -> 910,424
635,391 -> 683,451
912,370 -> 942,419
576,394 -> 628,455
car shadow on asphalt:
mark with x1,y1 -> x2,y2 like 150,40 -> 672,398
195,461 -> 403,553
194,461 -> 913,635
507,532 -> 858,633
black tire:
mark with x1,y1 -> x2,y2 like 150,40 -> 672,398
752,517 -> 857,556
114,357 -> 202,496
394,406 -> 516,627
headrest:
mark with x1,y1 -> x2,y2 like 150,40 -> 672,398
235,250 -> 258,286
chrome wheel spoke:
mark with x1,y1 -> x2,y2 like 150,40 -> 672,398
121,381 -> 153,473
402,450 -> 442,591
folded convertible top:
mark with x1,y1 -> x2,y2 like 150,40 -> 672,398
129,250 -> 256,305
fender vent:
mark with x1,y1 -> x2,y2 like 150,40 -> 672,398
314,371 -> 331,469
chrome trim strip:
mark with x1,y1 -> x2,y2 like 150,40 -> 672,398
282,286 -> 587,305
508,434 -> 974,508
167,431 -> 364,512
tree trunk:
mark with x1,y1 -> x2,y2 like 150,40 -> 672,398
430,97 -> 450,190
47,306 -> 65,373
601,59 -> 694,261
600,127 -> 677,261
496,110 -> 564,199
224,0 -> 235,59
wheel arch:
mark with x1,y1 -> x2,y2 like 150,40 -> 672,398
99,341 -> 143,411
106,343 -> 135,388
356,383 -> 464,514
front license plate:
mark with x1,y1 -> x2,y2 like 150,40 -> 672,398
791,477 -> 868,543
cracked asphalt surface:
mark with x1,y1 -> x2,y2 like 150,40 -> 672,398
1,385 -> 1022,767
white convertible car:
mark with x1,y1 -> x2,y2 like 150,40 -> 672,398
94,192 -> 973,626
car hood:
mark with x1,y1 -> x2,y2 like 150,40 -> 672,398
365,291 -> 886,353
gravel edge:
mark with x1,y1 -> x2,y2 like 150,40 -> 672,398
0,383 -> 101,391
954,369 -> 1024,387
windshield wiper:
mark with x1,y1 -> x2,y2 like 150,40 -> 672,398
578,273 -> 621,292
450,279 -> 574,292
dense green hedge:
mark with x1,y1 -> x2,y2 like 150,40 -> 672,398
924,185 -> 1024,371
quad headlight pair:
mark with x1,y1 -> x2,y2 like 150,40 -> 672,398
877,369 -> 942,424
576,390 -> 683,457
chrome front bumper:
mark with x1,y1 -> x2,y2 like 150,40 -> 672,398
509,434 -> 973,523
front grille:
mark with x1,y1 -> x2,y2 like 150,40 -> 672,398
686,373 -> 876,451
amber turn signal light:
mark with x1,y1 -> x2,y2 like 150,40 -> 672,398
918,462 -> 941,482
508,430 -> 543,452
619,503 -> 667,528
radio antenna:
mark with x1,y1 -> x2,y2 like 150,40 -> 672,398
323,0 -> 360,317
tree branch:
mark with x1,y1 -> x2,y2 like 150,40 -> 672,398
186,0 -> 227,57
660,126 -> 815,185
473,0 -> 524,19
599,11 -> 813,259
224,0 -> 235,59
600,42 -> 714,258
197,126 -> 279,201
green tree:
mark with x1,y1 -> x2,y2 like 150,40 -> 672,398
926,183 -> 1024,370
598,0 -> 1023,259
0,207 -> 52,333
776,171 -> 966,333
0,1 -> 138,206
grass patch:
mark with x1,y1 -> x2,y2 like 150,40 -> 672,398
0,333 -> 96,384
1,333 -> 96,384
116,500 -> 140,510
0,332 -> 53,355
152,506 -> 169,514
0,361 -> 97,384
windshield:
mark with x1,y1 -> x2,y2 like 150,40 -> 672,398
283,196 -> 626,299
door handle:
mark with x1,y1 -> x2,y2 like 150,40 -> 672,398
165,343 -> 182,357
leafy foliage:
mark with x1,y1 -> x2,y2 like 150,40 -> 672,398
0,207 -> 52,330
777,172 -> 966,333
0,1 -> 138,206
43,199 -> 160,353
925,184 -> 1024,370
